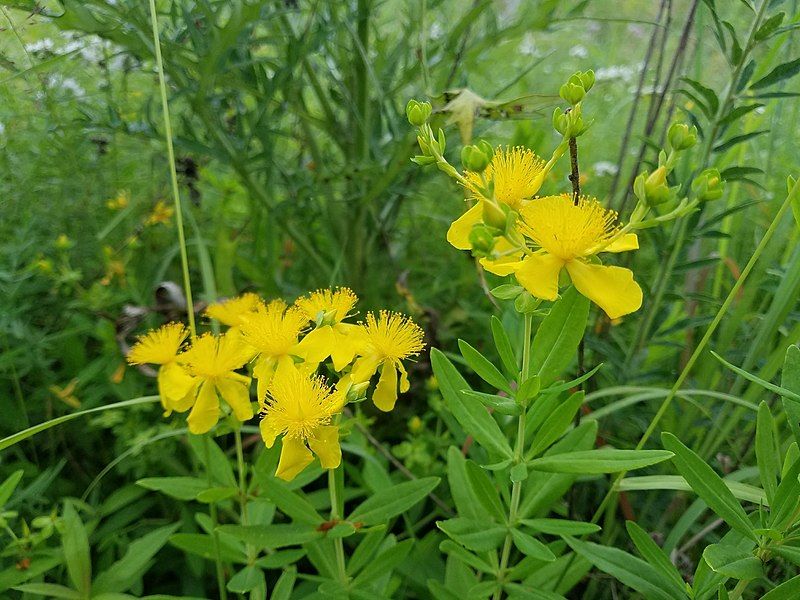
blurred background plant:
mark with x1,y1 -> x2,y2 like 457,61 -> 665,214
3,0 -> 800,597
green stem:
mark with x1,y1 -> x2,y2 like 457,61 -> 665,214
202,435 -> 229,600
593,176 -> 798,525
234,429 -> 256,564
493,313 -> 533,600
328,468 -> 348,585
730,578 -> 750,600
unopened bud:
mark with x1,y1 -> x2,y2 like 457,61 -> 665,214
668,122 -> 698,151
692,168 -> 724,201
640,167 -> 672,206
469,224 -> 496,256
552,107 -> 568,135
579,70 -> 595,92
406,99 -> 432,126
461,141 -> 492,172
482,200 -> 508,231
559,82 -> 585,106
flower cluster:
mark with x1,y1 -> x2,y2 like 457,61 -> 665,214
127,288 -> 425,480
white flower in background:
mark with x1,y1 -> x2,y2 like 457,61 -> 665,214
592,161 -> 619,177
519,32 -> 538,57
26,38 -> 55,53
595,63 -> 643,83
429,22 -> 443,40
569,45 -> 588,59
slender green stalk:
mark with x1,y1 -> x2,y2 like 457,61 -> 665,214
730,579 -> 749,600
593,176 -> 798,524
234,429 -> 256,564
148,2 -> 224,596
493,313 -> 533,600
148,0 -> 196,339
328,468 -> 348,585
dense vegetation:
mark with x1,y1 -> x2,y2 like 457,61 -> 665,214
3,0 -> 800,598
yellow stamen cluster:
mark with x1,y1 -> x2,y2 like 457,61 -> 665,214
295,287 -> 358,323
239,300 -> 307,356
360,311 -> 425,361
261,369 -> 337,441
127,323 -> 188,365
179,332 -> 252,379
205,292 -> 262,327
520,195 -> 619,260
464,146 -> 545,207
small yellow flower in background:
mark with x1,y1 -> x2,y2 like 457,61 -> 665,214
128,323 -> 196,415
350,311 -> 425,412
448,146 -> 545,250
145,200 -> 174,226
106,190 -> 130,211
55,234 -> 72,250
33,258 -> 53,274
178,332 -> 254,434
205,292 -> 263,328
294,288 -> 362,370
259,366 -> 346,481
49,379 -> 80,409
512,194 -> 642,319
239,300 -> 308,402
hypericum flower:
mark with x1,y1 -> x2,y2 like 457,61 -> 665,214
106,190 -> 130,211
294,288 -> 362,371
447,146 -> 546,250
178,332 -> 254,434
239,300 -> 308,402
145,200 -> 174,226
205,293 -> 263,328
259,366 -> 346,481
513,194 -> 642,319
127,323 -> 196,415
350,311 -> 425,412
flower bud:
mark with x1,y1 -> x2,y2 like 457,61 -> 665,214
692,168 -> 724,201
552,107 -> 568,135
559,82 -> 585,106
579,70 -> 595,92
667,122 -> 698,151
468,224 -> 495,256
461,142 -> 492,172
406,99 -> 432,126
346,381 -> 370,402
482,200 -> 508,231
641,167 -> 672,206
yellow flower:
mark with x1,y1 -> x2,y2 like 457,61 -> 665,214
205,293 -> 263,328
127,323 -> 196,415
512,194 -> 642,319
294,288 -> 362,371
55,234 -> 72,250
49,379 -> 80,409
259,366 -> 346,481
178,332 -> 254,434
145,200 -> 174,226
448,146 -> 545,250
106,190 -> 130,211
350,311 -> 425,412
239,300 -> 308,402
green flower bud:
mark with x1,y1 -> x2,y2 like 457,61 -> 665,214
552,107 -> 568,135
482,200 -> 508,231
692,168 -> 724,201
579,70 -> 595,92
406,99 -> 432,126
469,224 -> 496,256
667,122 -> 698,151
642,166 -> 672,206
559,82 -> 585,106
411,155 -> 436,166
514,291 -> 541,314
461,142 -> 492,172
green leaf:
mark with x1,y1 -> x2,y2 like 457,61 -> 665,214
170,533 -> 245,563
188,436 -> 237,488
702,543 -> 762,579
262,478 -> 324,525
530,287 -> 590,385
447,447 -> 490,521
517,375 -> 541,404
12,584 -> 82,599
754,11 -> 785,41
465,461 -> 506,522
437,518 -> 507,552
762,574 -> 800,599
768,455 -> 800,530
93,524 -> 180,593
458,339 -> 512,392
781,345 -> 800,447
510,529 -> 555,561
271,567 -> 297,600
625,521 -> 686,596
538,363 -> 602,396
353,539 -> 413,586
520,518 -> 600,536
60,502 -> 91,596
713,130 -> 769,153
491,284 -> 524,300
528,392 -> 585,458
528,449 -> 673,474
718,103 -> 763,126
0,470 -> 23,508
713,350 -> 800,403
751,57 -> 800,89
347,477 -> 440,525
682,77 -> 719,115
226,565 -> 265,594
661,432 -> 756,540
564,537 -> 679,600
431,349 -> 513,459
756,402 -> 779,505
137,477 -> 209,501
617,475 -> 766,505
196,487 -> 238,504
461,390 -> 520,416
218,524 -> 321,549
439,540 -> 495,574
491,316 -> 518,376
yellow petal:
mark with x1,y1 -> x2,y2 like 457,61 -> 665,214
295,327 -> 335,365
275,437 -> 314,481
187,382 -> 220,435
253,356 -> 276,404
565,260 -> 643,319
307,425 -> 341,470
351,355 -> 381,383
480,255 -> 524,276
260,418 -> 280,448
604,233 -> 639,253
398,361 -> 410,394
446,203 -> 482,250
215,378 -> 254,423
373,361 -> 398,412
514,254 -> 564,301
329,324 -> 362,371
158,363 -> 196,413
